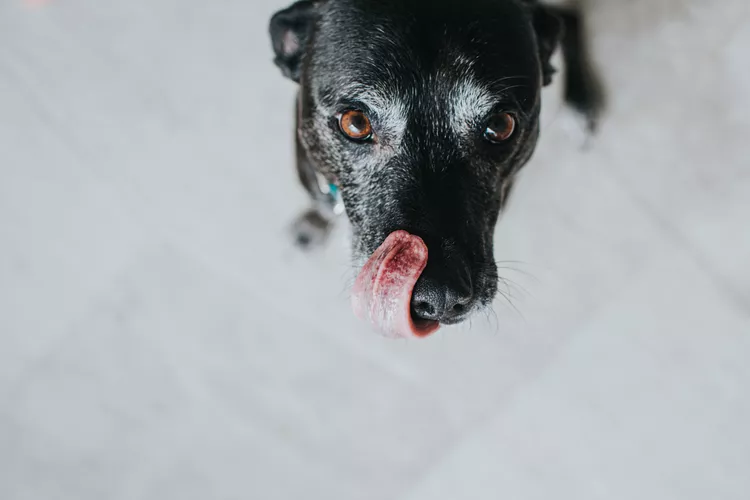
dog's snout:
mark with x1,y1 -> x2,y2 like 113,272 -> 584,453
411,271 -> 474,325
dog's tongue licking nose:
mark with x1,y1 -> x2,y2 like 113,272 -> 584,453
352,231 -> 440,338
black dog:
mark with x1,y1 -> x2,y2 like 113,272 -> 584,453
269,0 -> 603,337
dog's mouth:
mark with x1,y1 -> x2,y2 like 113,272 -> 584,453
351,231 -> 441,338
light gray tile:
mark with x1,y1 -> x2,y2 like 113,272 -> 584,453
403,247 -> 750,500
1,0 -> 749,499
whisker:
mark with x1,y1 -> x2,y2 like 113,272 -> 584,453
484,306 -> 501,335
496,266 -> 540,282
498,276 -> 532,298
490,75 -> 531,87
495,288 -> 526,321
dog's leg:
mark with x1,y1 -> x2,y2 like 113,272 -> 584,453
291,117 -> 339,250
550,4 -> 605,132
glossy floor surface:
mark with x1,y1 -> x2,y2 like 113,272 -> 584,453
1,1 -> 749,498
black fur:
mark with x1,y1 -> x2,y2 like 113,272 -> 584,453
270,0 -> 604,325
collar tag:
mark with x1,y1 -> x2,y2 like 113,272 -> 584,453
329,183 -> 344,215
315,173 -> 345,216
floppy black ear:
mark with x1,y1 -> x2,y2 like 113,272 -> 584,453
532,6 -> 563,86
269,0 -> 319,83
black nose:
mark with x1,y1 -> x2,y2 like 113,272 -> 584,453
411,275 -> 473,325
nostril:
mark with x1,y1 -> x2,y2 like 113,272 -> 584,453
412,300 -> 436,319
411,272 -> 473,324
410,276 -> 446,323
443,286 -> 473,321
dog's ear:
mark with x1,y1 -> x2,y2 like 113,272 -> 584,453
532,6 -> 563,87
269,0 -> 319,83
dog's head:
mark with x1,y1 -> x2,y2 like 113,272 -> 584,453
270,0 -> 561,336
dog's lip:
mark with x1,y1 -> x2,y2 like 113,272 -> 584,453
411,318 -> 441,336
351,231 -> 440,338
438,315 -> 470,326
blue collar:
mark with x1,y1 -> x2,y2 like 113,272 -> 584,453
328,183 -> 344,215
316,173 -> 345,215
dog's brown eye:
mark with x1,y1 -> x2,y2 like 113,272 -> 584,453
338,110 -> 373,141
484,112 -> 516,143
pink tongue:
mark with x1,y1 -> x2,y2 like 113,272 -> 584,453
352,231 -> 440,338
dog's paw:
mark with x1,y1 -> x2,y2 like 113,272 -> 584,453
564,61 -> 605,135
567,82 -> 605,135
290,208 -> 332,250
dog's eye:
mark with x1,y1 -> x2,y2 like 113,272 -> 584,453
338,110 -> 373,141
484,113 -> 516,143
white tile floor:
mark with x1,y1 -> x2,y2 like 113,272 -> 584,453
1,0 -> 749,499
